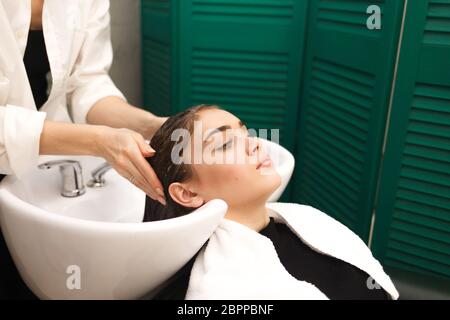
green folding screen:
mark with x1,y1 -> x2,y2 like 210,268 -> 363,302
142,0 -> 309,152
141,0 -> 176,117
372,0 -> 450,280
290,0 -> 405,241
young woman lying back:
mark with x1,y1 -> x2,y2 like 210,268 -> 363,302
143,105 -> 399,300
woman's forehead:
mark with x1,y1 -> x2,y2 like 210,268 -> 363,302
198,108 -> 242,130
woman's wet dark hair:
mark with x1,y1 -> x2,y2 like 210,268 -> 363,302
143,104 -> 219,222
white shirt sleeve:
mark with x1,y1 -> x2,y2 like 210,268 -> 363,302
0,105 -> 46,177
66,0 -> 126,124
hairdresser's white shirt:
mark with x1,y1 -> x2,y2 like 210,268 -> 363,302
0,0 -> 125,178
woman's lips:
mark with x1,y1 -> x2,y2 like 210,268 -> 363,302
256,157 -> 272,169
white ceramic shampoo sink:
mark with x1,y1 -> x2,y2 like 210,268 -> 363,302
0,155 -> 227,299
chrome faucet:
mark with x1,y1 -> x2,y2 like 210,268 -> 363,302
87,162 -> 112,188
38,160 -> 86,197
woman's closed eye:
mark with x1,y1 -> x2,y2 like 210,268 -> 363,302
219,139 -> 233,150
217,132 -> 251,151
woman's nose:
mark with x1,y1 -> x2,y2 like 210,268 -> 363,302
246,136 -> 259,156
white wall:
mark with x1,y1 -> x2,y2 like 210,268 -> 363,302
109,0 -> 142,106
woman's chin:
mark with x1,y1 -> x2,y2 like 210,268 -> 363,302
263,169 -> 281,187
257,172 -> 282,201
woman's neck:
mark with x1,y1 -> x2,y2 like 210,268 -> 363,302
225,202 -> 270,232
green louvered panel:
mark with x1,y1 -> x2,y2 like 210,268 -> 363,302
141,0 -> 175,116
178,0 -> 309,151
292,0 -> 404,240
372,0 -> 450,280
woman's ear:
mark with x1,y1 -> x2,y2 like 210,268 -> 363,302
168,182 -> 204,208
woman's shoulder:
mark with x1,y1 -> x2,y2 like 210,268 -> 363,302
266,202 -> 399,299
266,202 -> 362,240
266,202 -> 372,261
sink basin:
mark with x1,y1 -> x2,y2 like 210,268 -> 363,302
5,155 -> 145,223
0,139 -> 294,299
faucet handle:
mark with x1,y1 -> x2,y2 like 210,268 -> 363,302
38,160 -> 86,197
87,161 -> 112,188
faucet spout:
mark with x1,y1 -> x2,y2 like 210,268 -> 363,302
38,160 -> 86,197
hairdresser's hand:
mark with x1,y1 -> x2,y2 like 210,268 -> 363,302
94,126 -> 166,205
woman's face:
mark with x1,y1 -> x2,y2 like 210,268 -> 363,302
173,108 -> 281,208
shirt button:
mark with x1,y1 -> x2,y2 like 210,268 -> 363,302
16,29 -> 26,38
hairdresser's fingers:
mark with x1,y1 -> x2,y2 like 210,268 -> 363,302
139,138 -> 156,157
120,130 -> 164,201
94,127 -> 165,203
113,162 -> 157,200
132,175 -> 160,202
109,152 -> 158,200
129,130 -> 156,158
128,146 -> 165,202
126,130 -> 164,196
115,161 -> 156,200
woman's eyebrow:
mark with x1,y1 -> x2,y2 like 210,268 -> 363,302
203,121 -> 245,145
204,125 -> 232,144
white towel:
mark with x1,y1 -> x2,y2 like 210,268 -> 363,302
186,202 -> 399,300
